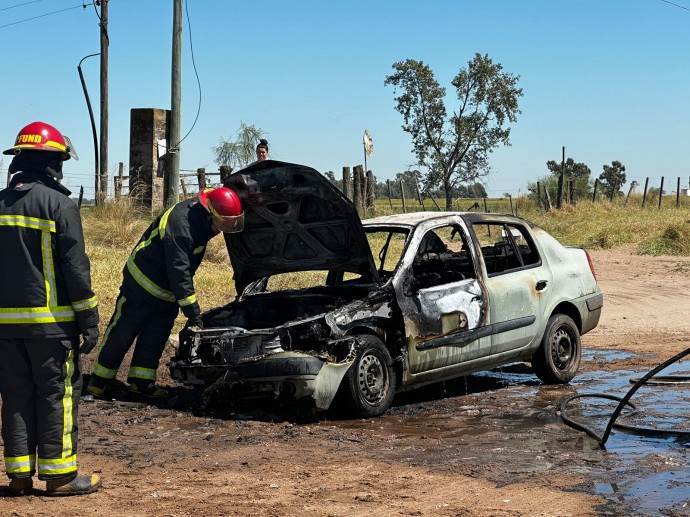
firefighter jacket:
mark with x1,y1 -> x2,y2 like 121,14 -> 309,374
0,172 -> 99,338
122,199 -> 216,319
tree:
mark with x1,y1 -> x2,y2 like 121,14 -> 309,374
395,169 -> 423,198
323,171 -> 343,191
467,182 -> 487,198
212,122 -> 267,170
599,160 -> 626,196
545,157 -> 592,199
384,53 -> 522,209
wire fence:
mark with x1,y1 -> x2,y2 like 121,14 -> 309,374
3,161 -> 689,212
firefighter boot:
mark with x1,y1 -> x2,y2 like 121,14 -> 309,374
7,477 -> 33,496
45,474 -> 101,496
128,380 -> 169,400
86,374 -> 109,398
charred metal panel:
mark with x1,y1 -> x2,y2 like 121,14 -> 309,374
390,215 -> 491,376
324,298 -> 393,338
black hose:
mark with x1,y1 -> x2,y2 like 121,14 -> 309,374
559,345 -> 690,448
560,393 -> 637,442
600,346 -> 690,446
629,375 -> 690,385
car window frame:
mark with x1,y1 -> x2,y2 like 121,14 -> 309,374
469,221 -> 542,278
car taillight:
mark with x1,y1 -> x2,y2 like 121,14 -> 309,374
584,249 -> 597,281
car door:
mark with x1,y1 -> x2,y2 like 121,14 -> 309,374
471,221 -> 553,355
393,219 -> 491,375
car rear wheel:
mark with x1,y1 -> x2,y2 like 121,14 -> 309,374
531,314 -> 581,384
339,335 -> 396,418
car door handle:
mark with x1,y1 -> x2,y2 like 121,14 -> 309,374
536,280 -> 548,291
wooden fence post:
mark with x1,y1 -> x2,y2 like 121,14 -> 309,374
508,195 -> 514,215
482,198 -> 491,237
197,167 -> 206,190
592,179 -> 599,202
536,181 -> 541,210
658,177 -> 664,209
78,186 -> 84,209
544,186 -> 553,212
219,165 -> 233,185
366,169 -> 376,216
399,179 -> 407,214
429,193 -> 441,211
624,181 -> 635,206
114,162 -> 124,200
609,181 -> 616,202
342,166 -> 352,201
386,179 -> 393,209
557,146 -> 565,209
180,178 -> 187,197
642,177 -> 649,208
353,165 -> 363,216
676,177 -> 681,208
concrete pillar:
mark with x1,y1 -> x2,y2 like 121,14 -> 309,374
129,108 -> 170,210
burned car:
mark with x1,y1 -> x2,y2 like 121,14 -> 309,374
169,161 -> 603,417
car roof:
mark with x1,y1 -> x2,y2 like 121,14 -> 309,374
362,211 -> 531,228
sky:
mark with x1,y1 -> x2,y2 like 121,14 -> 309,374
0,0 -> 689,199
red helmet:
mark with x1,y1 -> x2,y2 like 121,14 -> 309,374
199,187 -> 244,233
3,121 -> 77,161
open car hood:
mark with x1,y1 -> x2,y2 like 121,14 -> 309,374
222,161 -> 379,294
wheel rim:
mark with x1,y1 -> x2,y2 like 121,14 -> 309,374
550,327 -> 574,370
357,352 -> 387,405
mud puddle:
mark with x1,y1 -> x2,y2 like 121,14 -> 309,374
331,350 -> 690,516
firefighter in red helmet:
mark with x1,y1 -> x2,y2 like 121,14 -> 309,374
0,122 -> 101,496
87,187 -> 244,400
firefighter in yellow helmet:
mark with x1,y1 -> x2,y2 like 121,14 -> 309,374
0,122 -> 101,496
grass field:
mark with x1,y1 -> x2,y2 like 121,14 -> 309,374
81,195 -> 690,337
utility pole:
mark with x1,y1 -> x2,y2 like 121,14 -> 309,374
168,0 -> 183,206
99,0 -> 109,205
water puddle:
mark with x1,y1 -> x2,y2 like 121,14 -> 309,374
334,349 -> 690,516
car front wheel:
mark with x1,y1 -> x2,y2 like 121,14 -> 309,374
339,335 -> 396,418
531,314 -> 581,384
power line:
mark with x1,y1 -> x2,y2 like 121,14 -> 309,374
0,0 -> 46,12
658,0 -> 690,12
0,3 -> 87,30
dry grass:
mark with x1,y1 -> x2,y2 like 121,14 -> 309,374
373,196 -> 690,255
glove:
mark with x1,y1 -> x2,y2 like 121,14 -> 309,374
81,326 -> 100,354
185,315 -> 204,330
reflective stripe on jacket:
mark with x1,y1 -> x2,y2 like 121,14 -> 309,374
0,172 -> 98,338
122,200 -> 215,318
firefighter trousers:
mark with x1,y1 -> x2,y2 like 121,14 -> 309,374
92,287 -> 178,386
0,336 -> 81,481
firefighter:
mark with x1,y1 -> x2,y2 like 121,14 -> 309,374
87,186 -> 244,400
0,122 -> 101,496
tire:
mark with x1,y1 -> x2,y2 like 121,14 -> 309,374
531,314 -> 581,384
339,335 -> 396,418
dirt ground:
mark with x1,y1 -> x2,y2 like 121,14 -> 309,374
2,248 -> 690,517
